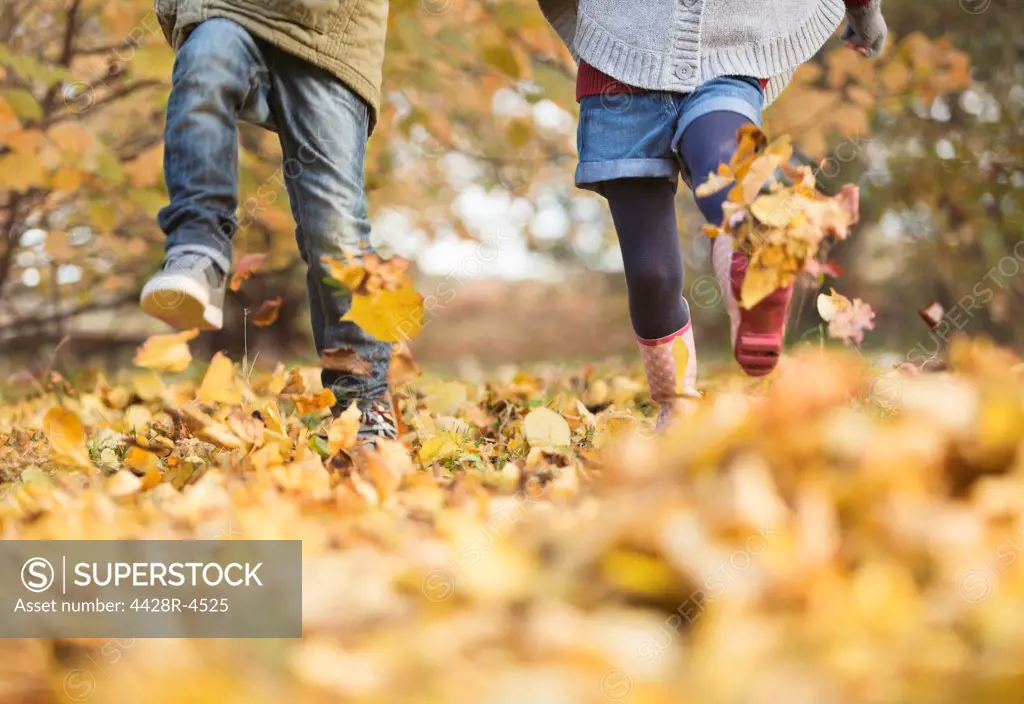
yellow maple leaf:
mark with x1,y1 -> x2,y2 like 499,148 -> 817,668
133,329 -> 199,372
342,278 -> 425,343
198,352 -> 243,405
43,407 -> 92,470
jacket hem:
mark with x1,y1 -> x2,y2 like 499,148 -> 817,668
700,0 -> 846,105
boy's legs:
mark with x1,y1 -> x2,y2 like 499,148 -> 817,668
679,110 -> 793,377
262,48 -> 393,435
145,18 -> 392,436
143,18 -> 269,330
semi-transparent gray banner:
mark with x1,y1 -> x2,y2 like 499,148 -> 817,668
0,541 -> 301,638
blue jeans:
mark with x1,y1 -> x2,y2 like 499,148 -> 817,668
158,18 -> 390,405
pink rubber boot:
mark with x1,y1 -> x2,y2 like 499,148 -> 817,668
711,235 -> 793,377
637,319 -> 700,432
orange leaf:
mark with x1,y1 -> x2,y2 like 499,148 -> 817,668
229,252 -> 269,292
252,298 -> 283,327
320,347 -> 372,376
293,388 -> 336,414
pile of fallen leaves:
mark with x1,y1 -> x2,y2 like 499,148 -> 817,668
3,332 -> 1024,703
698,125 -> 861,309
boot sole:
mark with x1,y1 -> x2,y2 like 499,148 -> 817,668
140,272 -> 223,331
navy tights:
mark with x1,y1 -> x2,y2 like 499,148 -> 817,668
605,111 -> 753,340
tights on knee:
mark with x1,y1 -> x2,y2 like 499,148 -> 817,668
682,111 -> 754,226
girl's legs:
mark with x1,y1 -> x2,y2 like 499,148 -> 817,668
604,177 -> 699,430
680,111 -> 793,377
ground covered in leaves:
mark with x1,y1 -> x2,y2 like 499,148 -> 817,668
2,336 -> 1024,703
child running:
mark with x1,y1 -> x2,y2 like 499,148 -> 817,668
139,1 -> 396,440
538,0 -> 886,429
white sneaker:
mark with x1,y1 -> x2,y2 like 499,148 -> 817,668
140,251 -> 226,330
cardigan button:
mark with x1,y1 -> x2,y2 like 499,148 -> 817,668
675,64 -> 694,80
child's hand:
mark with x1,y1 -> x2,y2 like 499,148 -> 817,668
841,0 -> 887,58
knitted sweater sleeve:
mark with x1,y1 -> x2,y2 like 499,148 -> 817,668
537,0 -> 579,60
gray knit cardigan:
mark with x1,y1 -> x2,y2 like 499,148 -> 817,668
538,0 -> 847,105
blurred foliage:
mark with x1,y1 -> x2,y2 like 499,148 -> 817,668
4,335 -> 1024,701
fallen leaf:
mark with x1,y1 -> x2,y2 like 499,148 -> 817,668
43,407 -> 92,469
820,289 -> 876,346
424,382 -> 467,416
294,388 -> 337,414
252,298 -> 283,327
751,191 -> 799,228
523,407 -> 571,448
817,292 -> 838,322
123,446 -> 162,490
322,256 -> 368,291
198,352 -> 243,405
695,171 -> 734,198
417,432 -> 465,464
342,278 -> 425,343
388,342 -> 422,386
229,252 -> 269,292
328,402 -> 362,455
740,264 -> 784,310
107,470 -> 143,497
133,330 -> 199,372
321,347 -> 372,376
360,438 -> 414,499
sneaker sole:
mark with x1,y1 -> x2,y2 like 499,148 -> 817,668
140,272 -> 223,331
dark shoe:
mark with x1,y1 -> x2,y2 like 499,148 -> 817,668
357,397 -> 398,441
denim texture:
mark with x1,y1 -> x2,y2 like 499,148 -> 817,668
575,76 -> 764,192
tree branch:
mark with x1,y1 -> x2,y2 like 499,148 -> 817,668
43,79 -> 164,127
0,193 -> 24,296
73,38 -> 140,57
40,0 -> 84,115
